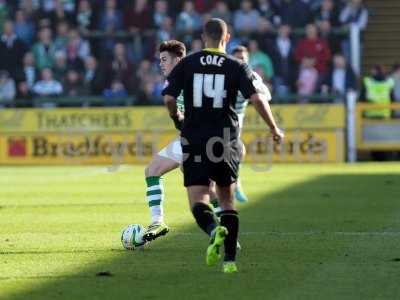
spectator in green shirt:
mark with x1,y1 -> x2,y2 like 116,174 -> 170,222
32,27 -> 56,70
248,39 -> 274,80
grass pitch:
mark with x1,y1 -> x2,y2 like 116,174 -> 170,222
0,163 -> 400,300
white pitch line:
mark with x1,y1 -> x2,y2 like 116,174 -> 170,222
69,165 -> 134,179
170,231 -> 400,236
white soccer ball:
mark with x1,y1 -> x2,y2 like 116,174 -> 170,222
121,224 -> 146,250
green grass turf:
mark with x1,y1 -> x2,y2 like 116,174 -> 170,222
0,163 -> 400,300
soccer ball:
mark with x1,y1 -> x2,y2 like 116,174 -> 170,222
121,224 -> 146,250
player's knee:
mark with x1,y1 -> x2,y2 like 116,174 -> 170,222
209,186 -> 218,200
145,162 -> 162,177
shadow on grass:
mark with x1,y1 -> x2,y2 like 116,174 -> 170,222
3,173 -> 400,300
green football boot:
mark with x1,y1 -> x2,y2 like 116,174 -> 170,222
142,222 -> 169,242
223,261 -> 238,273
206,226 -> 228,266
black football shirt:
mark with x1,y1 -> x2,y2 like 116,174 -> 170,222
162,49 -> 257,142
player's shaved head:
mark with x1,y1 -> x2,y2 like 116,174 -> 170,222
159,40 -> 186,58
203,18 -> 228,42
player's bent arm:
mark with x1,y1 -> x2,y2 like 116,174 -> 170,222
164,95 -> 184,130
252,73 -> 272,102
250,93 -> 284,143
249,93 -> 276,130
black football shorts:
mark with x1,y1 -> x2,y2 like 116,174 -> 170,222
181,137 -> 241,187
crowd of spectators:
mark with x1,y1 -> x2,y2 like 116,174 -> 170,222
0,0 -> 372,107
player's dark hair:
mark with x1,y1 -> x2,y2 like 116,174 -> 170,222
159,40 -> 186,58
232,45 -> 248,55
203,18 -> 227,42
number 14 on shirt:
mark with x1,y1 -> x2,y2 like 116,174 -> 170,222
193,73 -> 227,108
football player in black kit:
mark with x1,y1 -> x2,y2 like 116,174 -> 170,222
162,18 -> 284,273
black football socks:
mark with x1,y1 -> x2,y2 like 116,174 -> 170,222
192,202 -> 218,236
220,210 -> 239,261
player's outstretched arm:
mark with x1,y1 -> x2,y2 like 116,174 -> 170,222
250,94 -> 284,143
252,72 -> 272,102
164,95 -> 184,130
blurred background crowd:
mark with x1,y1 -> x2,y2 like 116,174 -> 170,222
0,0 -> 391,108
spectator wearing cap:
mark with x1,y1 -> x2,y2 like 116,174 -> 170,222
33,68 -> 63,96
0,70 -> 16,106
233,0 -> 260,34
321,54 -> 357,100
269,24 -> 296,96
294,23 -> 331,74
248,40 -> 274,81
14,10 -> 36,47
0,20 -> 27,79
32,27 -> 56,70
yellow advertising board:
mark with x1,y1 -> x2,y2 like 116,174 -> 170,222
0,104 -> 344,133
0,107 -> 173,133
241,130 -> 344,163
245,103 -> 344,129
0,129 -> 343,165
0,104 -> 345,164
0,132 -> 175,165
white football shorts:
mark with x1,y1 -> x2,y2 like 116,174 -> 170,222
157,137 -> 183,164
